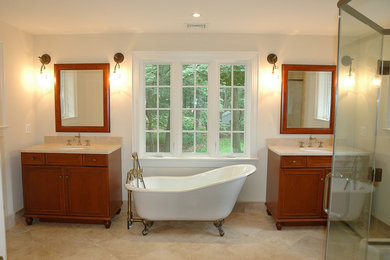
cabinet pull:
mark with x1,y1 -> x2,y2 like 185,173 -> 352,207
92,158 -> 97,162
323,172 -> 332,214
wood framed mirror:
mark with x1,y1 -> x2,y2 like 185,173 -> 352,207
280,64 -> 336,134
54,63 -> 110,132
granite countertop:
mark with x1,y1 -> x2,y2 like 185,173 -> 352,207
20,143 -> 122,154
268,145 -> 333,156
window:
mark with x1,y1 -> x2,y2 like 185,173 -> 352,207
144,64 -> 171,153
60,71 -> 78,119
219,65 -> 246,153
182,64 -> 208,153
133,52 -> 257,159
315,72 -> 332,121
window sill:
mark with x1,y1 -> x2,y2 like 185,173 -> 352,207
139,156 -> 258,168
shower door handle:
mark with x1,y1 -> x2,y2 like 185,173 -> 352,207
323,172 -> 332,214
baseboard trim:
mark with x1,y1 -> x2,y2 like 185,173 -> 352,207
5,208 -> 23,229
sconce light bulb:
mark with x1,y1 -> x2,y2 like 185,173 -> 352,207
193,13 -> 201,18
343,73 -> 355,88
373,76 -> 381,87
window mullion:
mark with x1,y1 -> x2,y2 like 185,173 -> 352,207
171,61 -> 182,156
208,62 -> 218,156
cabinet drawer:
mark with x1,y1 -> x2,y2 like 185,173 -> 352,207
281,156 -> 306,168
83,154 -> 108,167
45,153 -> 82,166
307,156 -> 332,168
21,153 -> 45,165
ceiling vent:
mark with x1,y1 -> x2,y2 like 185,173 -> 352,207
186,23 -> 207,30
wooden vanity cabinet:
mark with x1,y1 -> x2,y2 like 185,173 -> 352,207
21,149 -> 122,228
265,150 -> 331,230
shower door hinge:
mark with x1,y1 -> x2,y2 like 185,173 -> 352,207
369,167 -> 383,182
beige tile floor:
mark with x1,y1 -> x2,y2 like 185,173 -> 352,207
6,203 -> 326,260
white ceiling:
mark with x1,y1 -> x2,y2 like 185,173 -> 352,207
0,0 -> 340,35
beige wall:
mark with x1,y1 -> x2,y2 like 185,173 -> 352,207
0,30 -> 337,228
0,21 -> 35,229
33,32 -> 337,203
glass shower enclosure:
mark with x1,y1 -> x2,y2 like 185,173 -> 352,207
326,0 -> 390,259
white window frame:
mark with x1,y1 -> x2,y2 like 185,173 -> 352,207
132,52 -> 258,164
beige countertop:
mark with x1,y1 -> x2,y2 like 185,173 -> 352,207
268,145 -> 333,156
20,143 -> 122,154
268,145 -> 370,157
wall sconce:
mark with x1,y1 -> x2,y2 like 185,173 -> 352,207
39,54 -> 51,73
267,53 -> 278,74
113,53 -> 124,73
111,52 -> 125,89
341,55 -> 355,88
37,54 -> 52,90
264,53 -> 280,89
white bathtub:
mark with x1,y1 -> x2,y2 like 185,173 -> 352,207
125,164 -> 256,222
329,178 -> 374,221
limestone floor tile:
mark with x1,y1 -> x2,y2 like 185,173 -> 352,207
6,207 -> 326,260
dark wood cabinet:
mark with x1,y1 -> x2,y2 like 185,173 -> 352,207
265,150 -> 331,230
21,149 -> 122,228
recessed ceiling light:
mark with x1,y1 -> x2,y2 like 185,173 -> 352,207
193,13 -> 201,18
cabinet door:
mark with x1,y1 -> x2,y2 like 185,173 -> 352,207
279,169 -> 325,218
22,166 -> 65,215
65,167 -> 109,217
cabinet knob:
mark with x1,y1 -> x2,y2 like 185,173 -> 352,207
292,160 -> 296,164
321,178 -> 324,182
92,158 -> 97,162
59,175 -> 62,179
31,157 -> 35,161
65,176 -> 69,179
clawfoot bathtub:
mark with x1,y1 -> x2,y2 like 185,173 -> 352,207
125,164 -> 256,236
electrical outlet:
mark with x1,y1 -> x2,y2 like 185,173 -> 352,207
25,124 -> 31,134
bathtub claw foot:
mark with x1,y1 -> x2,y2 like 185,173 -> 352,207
142,227 -> 148,236
213,219 -> 225,237
142,220 -> 153,236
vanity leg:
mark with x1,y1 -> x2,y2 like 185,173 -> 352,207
266,208 -> 272,216
104,220 -> 111,229
25,217 -> 33,226
116,208 -> 121,215
276,222 -> 283,230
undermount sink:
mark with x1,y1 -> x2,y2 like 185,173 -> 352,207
299,147 -> 331,152
59,146 -> 86,150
